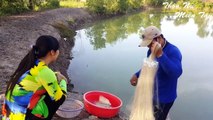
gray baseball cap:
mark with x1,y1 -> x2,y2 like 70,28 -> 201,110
139,26 -> 161,47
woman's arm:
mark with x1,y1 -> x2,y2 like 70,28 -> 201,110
38,68 -> 67,101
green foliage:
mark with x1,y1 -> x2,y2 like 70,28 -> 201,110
60,0 -> 85,8
0,0 -> 60,15
189,0 -> 204,10
0,1 -> 29,14
86,0 -> 105,14
49,0 -> 60,8
86,0 -> 213,15
149,0 -> 165,6
204,2 -> 213,11
163,0 -> 212,12
1,0 -> 212,15
102,0 -> 123,14
33,0 -> 60,10
127,0 -> 143,9
86,0 -> 144,14
118,0 -> 129,12
41,0 -> 60,9
85,0 -> 168,14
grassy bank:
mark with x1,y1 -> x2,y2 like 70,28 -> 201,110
0,0 -> 86,16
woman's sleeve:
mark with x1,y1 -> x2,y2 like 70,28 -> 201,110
37,67 -> 67,101
59,80 -> 67,93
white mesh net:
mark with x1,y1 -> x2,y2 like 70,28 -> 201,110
129,58 -> 158,120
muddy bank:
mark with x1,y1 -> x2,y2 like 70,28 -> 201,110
0,8 -> 93,92
0,8 -> 125,120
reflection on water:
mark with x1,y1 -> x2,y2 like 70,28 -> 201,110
85,11 -> 212,51
68,10 -> 213,120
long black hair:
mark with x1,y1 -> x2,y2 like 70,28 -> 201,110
6,35 -> 59,97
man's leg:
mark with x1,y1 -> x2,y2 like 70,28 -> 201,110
154,102 -> 174,120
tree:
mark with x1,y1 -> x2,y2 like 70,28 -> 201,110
0,0 -> 60,14
29,0 -> 33,10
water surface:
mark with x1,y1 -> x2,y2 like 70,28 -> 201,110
68,10 -> 213,120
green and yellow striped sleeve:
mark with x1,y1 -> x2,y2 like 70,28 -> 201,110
37,67 -> 67,101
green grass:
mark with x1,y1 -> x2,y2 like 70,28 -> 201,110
60,0 -> 86,8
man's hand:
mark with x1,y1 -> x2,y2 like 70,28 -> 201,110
151,41 -> 163,58
130,75 -> 138,86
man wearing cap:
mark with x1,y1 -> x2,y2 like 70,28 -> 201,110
130,26 -> 183,120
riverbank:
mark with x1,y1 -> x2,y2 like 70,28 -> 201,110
0,8 -> 93,91
0,8 -> 127,119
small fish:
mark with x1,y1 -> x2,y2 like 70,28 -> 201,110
94,96 -> 111,108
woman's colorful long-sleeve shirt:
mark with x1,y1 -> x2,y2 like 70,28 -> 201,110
2,60 -> 67,120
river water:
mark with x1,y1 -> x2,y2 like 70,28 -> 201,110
68,10 -> 213,120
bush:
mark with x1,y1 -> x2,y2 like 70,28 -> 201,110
104,0 -> 120,14
48,0 -> 60,8
204,2 -> 213,11
60,0 -> 85,8
34,0 -> 60,10
118,0 -> 129,13
0,0 -> 60,15
189,0 -> 204,10
86,0 -> 143,14
0,1 -> 29,15
128,0 -> 143,9
86,0 -> 105,14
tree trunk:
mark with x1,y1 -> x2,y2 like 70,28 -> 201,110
28,0 -> 33,10
0,0 -> 3,7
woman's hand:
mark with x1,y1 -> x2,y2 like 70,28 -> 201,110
55,72 -> 68,83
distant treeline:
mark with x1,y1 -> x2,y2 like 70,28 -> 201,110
86,0 -> 162,14
86,0 -> 213,14
0,0 -> 212,15
0,0 -> 60,15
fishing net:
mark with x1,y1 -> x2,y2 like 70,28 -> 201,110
129,44 -> 160,120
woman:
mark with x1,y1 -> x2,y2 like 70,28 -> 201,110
2,35 -> 68,120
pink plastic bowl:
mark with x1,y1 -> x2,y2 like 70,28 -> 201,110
83,90 -> 123,118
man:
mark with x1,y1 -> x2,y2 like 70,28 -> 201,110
130,26 -> 182,120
